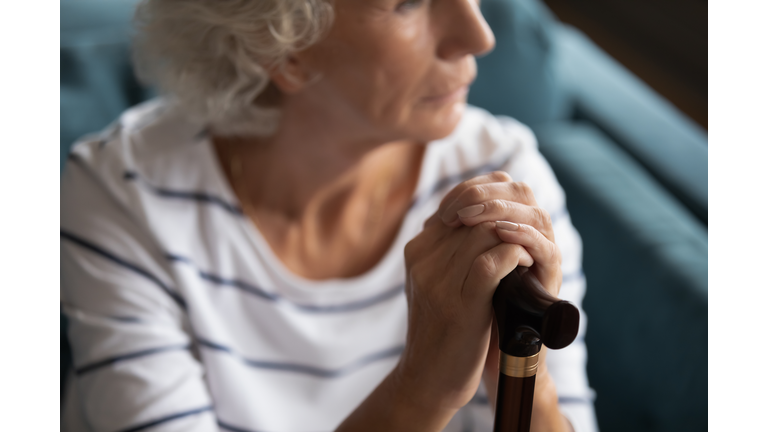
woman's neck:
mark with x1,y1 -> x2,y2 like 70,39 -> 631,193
212,121 -> 426,279
216,134 -> 423,218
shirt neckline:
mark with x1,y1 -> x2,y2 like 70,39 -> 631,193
201,137 -> 437,293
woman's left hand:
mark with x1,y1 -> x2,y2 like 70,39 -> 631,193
427,170 -> 562,296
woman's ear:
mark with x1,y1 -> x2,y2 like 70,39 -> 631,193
269,55 -> 313,94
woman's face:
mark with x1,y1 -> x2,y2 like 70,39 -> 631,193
291,0 -> 495,143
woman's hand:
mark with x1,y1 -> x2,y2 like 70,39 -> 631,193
434,171 -> 562,295
338,171 -> 568,432
435,171 -> 570,430
398,171 -> 566,427
396,171 -> 562,401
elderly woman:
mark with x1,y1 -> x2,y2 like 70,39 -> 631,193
61,0 -> 597,431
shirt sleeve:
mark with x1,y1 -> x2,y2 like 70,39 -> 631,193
498,117 -> 600,432
61,143 -> 219,432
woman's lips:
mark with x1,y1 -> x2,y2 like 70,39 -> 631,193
422,85 -> 469,105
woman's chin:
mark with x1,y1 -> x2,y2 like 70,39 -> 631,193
445,100 -> 467,127
416,101 -> 467,141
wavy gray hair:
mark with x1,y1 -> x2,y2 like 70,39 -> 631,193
133,0 -> 334,136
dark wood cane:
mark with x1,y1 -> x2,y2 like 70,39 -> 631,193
491,267 -> 580,432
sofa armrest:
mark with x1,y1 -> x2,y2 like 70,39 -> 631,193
551,25 -> 708,224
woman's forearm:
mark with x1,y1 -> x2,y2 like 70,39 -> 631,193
335,371 -> 458,432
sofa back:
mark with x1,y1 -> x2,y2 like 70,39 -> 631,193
60,0 -> 153,172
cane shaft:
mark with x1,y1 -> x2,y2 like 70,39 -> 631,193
493,351 -> 538,432
491,268 -> 579,432
493,372 -> 536,432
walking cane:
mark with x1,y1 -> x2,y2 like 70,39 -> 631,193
491,267 -> 580,432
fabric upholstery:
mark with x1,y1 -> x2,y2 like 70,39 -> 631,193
534,122 -> 707,432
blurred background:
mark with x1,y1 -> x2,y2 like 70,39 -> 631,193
61,0 -> 708,431
542,0 -> 708,129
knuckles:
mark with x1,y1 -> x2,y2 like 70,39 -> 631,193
489,170 -> 513,182
451,177 -> 539,218
479,220 -> 497,229
510,181 -> 535,204
487,198 -> 513,214
531,206 -> 552,229
459,183 -> 490,206
441,172 -> 521,220
471,252 -> 501,282
548,241 -> 562,265
470,243 -> 527,283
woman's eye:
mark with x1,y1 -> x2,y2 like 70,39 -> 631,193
396,0 -> 425,12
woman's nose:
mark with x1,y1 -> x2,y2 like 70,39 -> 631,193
435,0 -> 496,61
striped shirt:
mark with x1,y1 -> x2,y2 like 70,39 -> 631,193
61,99 -> 598,432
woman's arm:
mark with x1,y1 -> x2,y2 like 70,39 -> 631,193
336,371 -> 459,431
62,151 -> 218,432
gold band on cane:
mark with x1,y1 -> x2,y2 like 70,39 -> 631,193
499,352 -> 539,378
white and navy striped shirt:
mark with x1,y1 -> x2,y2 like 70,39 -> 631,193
61,99 -> 598,432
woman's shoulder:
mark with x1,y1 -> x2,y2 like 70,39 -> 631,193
64,98 -> 207,179
61,98 -> 216,234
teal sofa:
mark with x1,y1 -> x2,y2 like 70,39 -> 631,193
61,1 -> 708,431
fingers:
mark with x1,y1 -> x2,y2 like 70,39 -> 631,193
437,172 -> 517,226
446,222 -> 533,295
461,239 -> 535,304
453,199 -> 554,242
439,178 -> 538,227
494,221 -> 562,295
405,217 -> 453,263
494,222 -> 559,268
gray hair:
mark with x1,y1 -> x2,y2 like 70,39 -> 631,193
132,0 -> 334,136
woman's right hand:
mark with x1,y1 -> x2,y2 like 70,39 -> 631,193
391,211 -> 535,413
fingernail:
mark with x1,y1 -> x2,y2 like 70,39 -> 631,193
457,204 -> 485,218
496,221 -> 519,231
